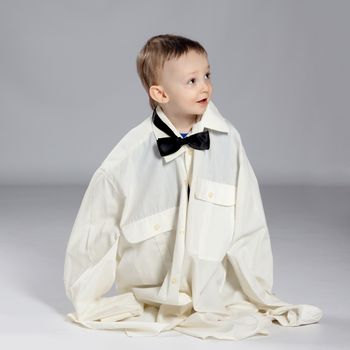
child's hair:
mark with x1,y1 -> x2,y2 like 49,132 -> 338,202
136,34 -> 208,110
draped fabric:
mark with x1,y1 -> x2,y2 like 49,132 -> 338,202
63,101 -> 322,340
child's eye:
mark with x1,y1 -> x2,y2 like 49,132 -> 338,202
187,72 -> 211,85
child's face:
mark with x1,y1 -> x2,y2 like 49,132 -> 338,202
151,50 -> 212,119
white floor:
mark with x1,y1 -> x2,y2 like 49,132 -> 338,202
0,184 -> 349,349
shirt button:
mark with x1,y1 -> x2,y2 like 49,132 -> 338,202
171,277 -> 177,284
208,191 -> 214,198
180,229 -> 185,235
153,224 -> 160,231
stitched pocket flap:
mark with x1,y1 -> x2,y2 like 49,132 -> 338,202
195,178 -> 236,206
120,206 -> 178,243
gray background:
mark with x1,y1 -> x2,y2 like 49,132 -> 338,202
0,0 -> 349,349
1,0 -> 349,185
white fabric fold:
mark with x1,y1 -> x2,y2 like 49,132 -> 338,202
63,100 -> 322,340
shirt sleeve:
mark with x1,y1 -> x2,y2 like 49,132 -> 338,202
226,133 -> 323,327
63,167 -> 143,326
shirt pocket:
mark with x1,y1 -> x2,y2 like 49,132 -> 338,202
193,178 -> 236,261
194,178 -> 236,206
119,207 -> 178,286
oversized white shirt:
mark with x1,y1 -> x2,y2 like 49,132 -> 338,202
63,100 -> 323,340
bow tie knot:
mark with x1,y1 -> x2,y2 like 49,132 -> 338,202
152,107 -> 210,157
177,136 -> 191,145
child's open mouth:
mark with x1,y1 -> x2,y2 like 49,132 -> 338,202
197,98 -> 208,104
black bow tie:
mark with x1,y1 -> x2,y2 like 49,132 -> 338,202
152,107 -> 210,157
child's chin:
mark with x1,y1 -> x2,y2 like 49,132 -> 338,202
196,102 -> 209,110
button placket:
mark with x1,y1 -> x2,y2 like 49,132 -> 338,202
164,156 -> 189,300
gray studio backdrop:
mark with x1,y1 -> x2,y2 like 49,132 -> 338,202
0,0 -> 349,186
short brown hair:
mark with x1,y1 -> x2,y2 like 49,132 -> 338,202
136,34 -> 208,110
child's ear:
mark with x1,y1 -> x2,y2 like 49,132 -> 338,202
149,85 -> 169,104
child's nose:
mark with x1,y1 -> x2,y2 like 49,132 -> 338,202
200,80 -> 210,92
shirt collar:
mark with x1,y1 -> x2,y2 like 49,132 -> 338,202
151,100 -> 229,163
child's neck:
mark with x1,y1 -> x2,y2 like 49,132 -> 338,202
171,118 -> 195,133
160,106 -> 200,133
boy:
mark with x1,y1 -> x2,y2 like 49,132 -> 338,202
63,34 -> 322,340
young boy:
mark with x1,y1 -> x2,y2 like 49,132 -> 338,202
63,34 -> 322,340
